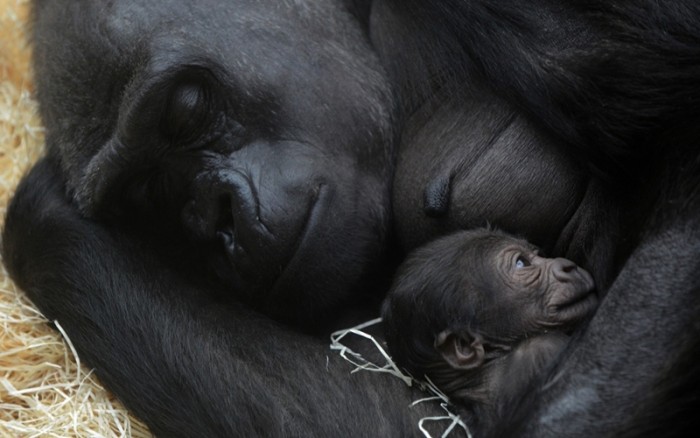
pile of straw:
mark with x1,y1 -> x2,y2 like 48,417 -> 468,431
0,1 -> 151,436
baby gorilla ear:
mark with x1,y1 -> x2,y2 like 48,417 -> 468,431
435,330 -> 485,370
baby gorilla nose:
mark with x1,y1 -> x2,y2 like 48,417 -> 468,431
546,256 -> 597,323
551,257 -> 579,282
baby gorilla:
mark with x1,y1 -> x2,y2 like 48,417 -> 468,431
382,228 -> 598,432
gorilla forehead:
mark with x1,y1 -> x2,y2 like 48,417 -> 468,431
105,0 -> 376,86
34,0 -> 392,205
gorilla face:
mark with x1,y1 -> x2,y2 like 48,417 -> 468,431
33,0 -> 394,324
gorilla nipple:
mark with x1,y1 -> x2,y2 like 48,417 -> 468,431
423,175 -> 452,218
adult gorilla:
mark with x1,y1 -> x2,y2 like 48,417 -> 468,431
19,0 -> 395,329
4,1 -> 444,436
3,1 -> 700,438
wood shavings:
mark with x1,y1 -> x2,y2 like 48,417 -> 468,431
0,1 -> 152,435
330,318 -> 472,438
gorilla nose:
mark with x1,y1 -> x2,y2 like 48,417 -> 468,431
182,170 -> 268,248
551,258 -> 579,282
423,175 -> 452,217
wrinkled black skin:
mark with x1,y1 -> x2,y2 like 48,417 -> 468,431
3,0 -> 700,437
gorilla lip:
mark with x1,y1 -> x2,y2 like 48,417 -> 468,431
551,286 -> 598,329
554,288 -> 597,310
551,267 -> 596,308
267,183 -> 327,297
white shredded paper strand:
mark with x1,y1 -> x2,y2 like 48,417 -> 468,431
330,318 -> 472,438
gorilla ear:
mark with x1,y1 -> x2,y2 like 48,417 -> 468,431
435,330 -> 485,371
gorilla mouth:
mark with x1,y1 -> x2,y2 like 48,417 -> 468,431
553,287 -> 598,325
556,289 -> 597,311
209,180 -> 328,311
292,185 -> 327,254
550,265 -> 596,312
216,197 -> 236,251
268,184 -> 328,291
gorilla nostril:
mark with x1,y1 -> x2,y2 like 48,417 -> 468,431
182,186 -> 237,243
561,263 -> 576,273
215,195 -> 238,250
552,258 -> 577,281
217,228 -> 235,251
215,195 -> 234,230
423,175 -> 452,218
184,169 -> 272,262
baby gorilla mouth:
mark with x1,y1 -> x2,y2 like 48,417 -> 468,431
214,190 -> 272,272
555,288 -> 597,311
550,274 -> 598,325
554,289 -> 598,324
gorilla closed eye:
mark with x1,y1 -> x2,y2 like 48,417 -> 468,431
159,68 -> 229,147
162,79 -> 215,143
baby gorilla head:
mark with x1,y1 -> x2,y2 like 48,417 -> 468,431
382,228 -> 597,423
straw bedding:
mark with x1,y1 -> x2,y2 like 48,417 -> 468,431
0,1 -> 152,436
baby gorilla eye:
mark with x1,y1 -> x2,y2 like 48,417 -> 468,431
515,255 -> 531,269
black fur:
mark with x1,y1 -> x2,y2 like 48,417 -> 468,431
3,158 -> 446,437
3,0 -> 700,436
376,1 -> 700,436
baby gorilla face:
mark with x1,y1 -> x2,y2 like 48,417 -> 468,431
485,237 -> 598,336
381,228 -> 599,397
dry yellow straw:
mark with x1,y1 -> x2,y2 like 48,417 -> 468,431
0,1 -> 151,436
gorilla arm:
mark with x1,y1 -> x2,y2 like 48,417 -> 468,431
2,158 -> 440,438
